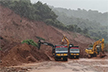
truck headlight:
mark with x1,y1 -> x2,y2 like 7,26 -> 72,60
76,53 -> 79,55
71,53 -> 74,55
56,54 -> 60,56
64,54 -> 67,56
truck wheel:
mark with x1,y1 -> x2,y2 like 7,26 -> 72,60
63,58 -> 67,61
55,57 -> 58,61
69,56 -> 72,59
76,56 -> 79,59
72,56 -> 74,59
93,53 -> 97,57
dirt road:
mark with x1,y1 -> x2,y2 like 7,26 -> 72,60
1,58 -> 107,72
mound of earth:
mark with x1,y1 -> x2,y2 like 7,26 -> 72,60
0,43 -> 49,67
0,35 -> 20,60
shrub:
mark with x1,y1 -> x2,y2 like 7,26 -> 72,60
21,39 -> 38,47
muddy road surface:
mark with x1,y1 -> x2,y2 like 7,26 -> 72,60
1,58 -> 108,72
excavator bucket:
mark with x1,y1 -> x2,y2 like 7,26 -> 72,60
99,51 -> 106,58
38,40 -> 41,50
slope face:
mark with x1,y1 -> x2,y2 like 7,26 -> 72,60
0,6 -> 94,58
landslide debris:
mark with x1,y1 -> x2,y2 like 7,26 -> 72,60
0,43 -> 49,67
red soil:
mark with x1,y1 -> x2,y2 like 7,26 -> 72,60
0,43 -> 49,66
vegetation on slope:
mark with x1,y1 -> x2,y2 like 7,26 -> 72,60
1,0 -> 107,41
52,7 -> 108,41
0,0 -> 57,21
52,7 -> 108,26
0,0 -> 89,35
21,39 -> 38,47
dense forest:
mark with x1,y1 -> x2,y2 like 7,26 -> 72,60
51,7 -> 108,42
0,0 -> 88,34
52,7 -> 108,26
0,0 -> 108,42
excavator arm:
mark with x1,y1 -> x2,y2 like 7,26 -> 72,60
101,38 -> 104,52
92,38 -> 104,53
37,40 -> 55,60
38,40 -> 54,50
92,39 -> 102,54
61,35 -> 70,48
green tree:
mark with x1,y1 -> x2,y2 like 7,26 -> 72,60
76,28 -> 82,33
67,25 -> 74,31
83,28 -> 88,34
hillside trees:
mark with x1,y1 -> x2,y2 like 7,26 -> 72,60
0,0 -> 57,21
0,0 -> 94,38
52,7 -> 108,41
33,1 -> 57,21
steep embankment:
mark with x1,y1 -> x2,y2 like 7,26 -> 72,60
0,6 -> 94,66
0,5 -> 94,44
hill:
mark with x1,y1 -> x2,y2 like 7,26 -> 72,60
51,7 -> 108,41
0,3 -> 95,66
52,7 -> 108,26
0,5 -> 94,46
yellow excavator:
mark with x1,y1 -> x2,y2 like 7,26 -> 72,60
61,35 -> 80,59
61,35 -> 70,48
85,38 -> 106,58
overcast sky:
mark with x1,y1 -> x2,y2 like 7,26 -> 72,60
30,0 -> 108,13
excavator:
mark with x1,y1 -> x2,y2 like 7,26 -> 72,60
61,35 -> 80,59
85,38 -> 106,58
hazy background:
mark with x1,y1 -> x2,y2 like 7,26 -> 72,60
31,0 -> 108,13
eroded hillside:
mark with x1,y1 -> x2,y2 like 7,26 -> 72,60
0,5 -> 95,66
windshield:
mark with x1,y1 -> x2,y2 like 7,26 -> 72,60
55,48 -> 68,53
70,49 -> 80,53
55,48 -> 68,51
87,47 -> 93,50
70,49 -> 79,51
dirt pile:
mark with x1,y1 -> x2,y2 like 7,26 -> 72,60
0,35 -> 20,60
0,43 -> 49,66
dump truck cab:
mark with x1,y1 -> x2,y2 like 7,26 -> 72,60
69,44 -> 80,59
55,45 -> 68,61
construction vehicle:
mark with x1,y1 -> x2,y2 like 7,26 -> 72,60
61,35 -> 80,59
38,40 -> 68,61
54,45 -> 68,61
85,38 -> 106,58
69,44 -> 80,59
